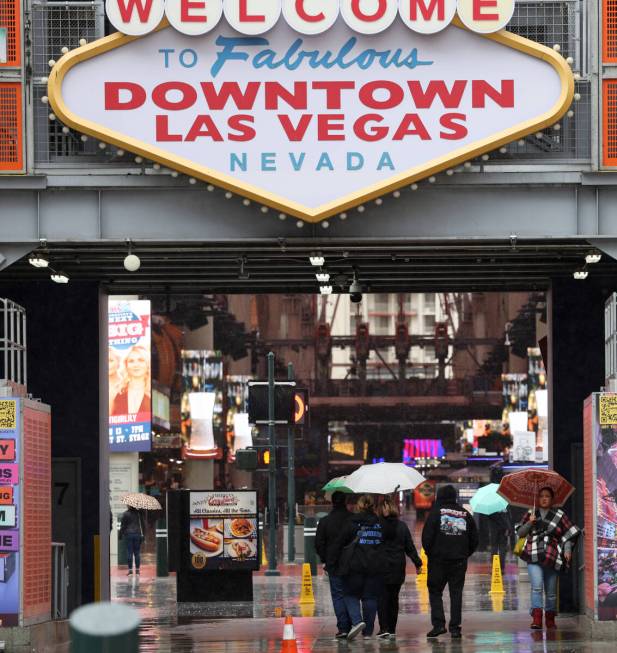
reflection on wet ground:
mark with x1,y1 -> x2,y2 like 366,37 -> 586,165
109,553 -> 608,652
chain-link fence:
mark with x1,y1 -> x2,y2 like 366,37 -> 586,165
30,0 -> 591,167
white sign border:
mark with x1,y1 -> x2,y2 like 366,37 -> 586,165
48,17 -> 573,223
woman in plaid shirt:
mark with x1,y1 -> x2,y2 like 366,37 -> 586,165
516,487 -> 581,630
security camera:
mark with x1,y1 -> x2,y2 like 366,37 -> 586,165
349,279 -> 363,303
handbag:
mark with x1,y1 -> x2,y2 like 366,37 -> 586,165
513,537 -> 526,557
337,536 -> 359,576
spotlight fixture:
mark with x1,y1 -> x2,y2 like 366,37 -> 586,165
585,252 -> 602,264
123,239 -> 141,272
309,253 -> 325,267
573,269 -> 588,280
319,285 -> 333,295
29,254 -> 49,268
349,274 -> 363,303
50,271 -> 69,284
316,271 -> 330,283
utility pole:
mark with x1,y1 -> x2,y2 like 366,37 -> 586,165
287,361 -> 295,563
265,352 -> 280,575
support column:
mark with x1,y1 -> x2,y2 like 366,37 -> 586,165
550,277 -> 608,612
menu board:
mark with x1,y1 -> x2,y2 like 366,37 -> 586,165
188,491 -> 258,571
0,400 -> 19,627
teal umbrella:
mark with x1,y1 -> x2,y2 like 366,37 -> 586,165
470,483 -> 509,515
322,476 -> 353,493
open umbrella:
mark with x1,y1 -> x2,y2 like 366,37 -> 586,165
120,493 -> 162,510
497,469 -> 574,508
470,483 -> 509,515
345,462 -> 426,495
322,476 -> 353,493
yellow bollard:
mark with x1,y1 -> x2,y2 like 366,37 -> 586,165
489,554 -> 505,595
299,563 -> 315,604
416,548 -> 428,585
261,541 -> 268,568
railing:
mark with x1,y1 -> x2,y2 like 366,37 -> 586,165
51,542 -> 68,620
30,0 -> 591,167
0,299 -> 27,389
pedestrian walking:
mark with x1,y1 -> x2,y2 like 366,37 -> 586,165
421,485 -> 478,639
315,491 -> 352,640
488,509 -> 511,572
377,497 -> 422,640
333,494 -> 385,641
119,506 -> 145,575
515,486 -> 580,630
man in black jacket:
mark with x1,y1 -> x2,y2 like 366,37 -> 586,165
421,485 -> 478,639
315,492 -> 352,639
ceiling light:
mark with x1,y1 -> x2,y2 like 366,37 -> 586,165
585,253 -> 602,264
316,272 -> 330,283
573,269 -> 588,280
124,239 -> 141,272
51,271 -> 69,284
29,254 -> 49,268
319,285 -> 333,295
309,253 -> 325,266
124,254 -> 141,272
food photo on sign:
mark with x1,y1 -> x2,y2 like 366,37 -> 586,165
47,0 -> 573,222
188,491 -> 259,570
108,299 -> 152,452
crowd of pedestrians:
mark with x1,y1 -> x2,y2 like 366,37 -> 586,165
316,484 -> 580,640
316,485 -> 477,640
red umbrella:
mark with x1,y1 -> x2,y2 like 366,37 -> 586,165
497,469 -> 574,508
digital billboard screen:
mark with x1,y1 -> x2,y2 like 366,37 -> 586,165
108,299 -> 152,452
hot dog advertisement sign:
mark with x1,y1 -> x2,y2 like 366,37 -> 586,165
188,491 -> 259,570
48,1 -> 573,221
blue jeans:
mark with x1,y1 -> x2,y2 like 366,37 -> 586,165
329,575 -> 351,634
343,574 -> 381,635
125,533 -> 142,571
527,563 -> 558,612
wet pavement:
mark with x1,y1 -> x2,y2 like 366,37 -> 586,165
108,553 -> 609,652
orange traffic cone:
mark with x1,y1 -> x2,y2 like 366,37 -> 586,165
281,615 -> 298,653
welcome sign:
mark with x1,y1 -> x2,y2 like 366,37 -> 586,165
48,0 -> 573,221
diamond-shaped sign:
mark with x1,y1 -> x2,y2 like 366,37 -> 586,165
48,17 -> 572,222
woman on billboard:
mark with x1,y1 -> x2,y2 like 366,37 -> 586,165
108,347 -> 124,408
112,345 -> 151,417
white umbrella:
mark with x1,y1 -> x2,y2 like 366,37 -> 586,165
345,462 -> 426,494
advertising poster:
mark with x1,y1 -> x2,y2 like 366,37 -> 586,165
181,351 -> 223,459
0,399 -> 20,627
413,480 -> 435,511
188,491 -> 258,571
108,298 -> 152,452
595,395 -> 617,619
